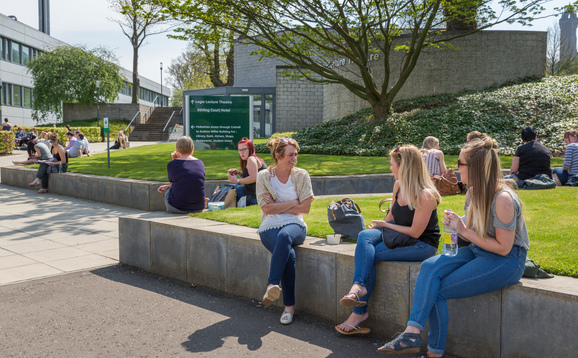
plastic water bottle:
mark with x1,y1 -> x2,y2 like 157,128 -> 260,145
58,163 -> 63,173
443,210 -> 458,256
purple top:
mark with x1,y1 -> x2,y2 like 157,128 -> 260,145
167,159 -> 205,212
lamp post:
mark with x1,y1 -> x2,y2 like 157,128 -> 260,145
96,80 -> 101,139
160,62 -> 163,107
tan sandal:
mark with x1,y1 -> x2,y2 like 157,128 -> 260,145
37,188 -> 48,194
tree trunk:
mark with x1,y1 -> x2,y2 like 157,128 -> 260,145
132,45 -> 139,104
371,99 -> 391,121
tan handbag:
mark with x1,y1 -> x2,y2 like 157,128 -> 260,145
432,168 -> 461,196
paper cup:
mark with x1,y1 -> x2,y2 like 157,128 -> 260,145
326,234 -> 342,245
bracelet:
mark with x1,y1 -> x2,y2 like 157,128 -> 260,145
237,178 -> 240,184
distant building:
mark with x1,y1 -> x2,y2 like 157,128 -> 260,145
559,11 -> 578,61
0,11 -> 170,126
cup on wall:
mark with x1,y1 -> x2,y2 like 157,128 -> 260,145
326,234 -> 341,245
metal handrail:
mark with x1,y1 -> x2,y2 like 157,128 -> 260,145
152,95 -> 159,107
162,111 -> 177,141
124,111 -> 140,134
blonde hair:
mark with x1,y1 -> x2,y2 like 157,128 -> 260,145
267,137 -> 300,165
176,136 -> 194,155
390,145 -> 441,210
48,132 -> 59,142
462,136 -> 508,240
564,129 -> 578,140
421,136 -> 439,150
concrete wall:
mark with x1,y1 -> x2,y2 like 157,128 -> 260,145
1,167 -> 398,211
275,66 -> 324,132
234,39 -> 288,88
63,103 -> 152,124
118,214 -> 578,358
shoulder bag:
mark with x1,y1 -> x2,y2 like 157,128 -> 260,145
327,198 -> 365,241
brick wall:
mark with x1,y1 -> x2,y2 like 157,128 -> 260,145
234,39 -> 288,87
63,103 -> 152,124
275,67 -> 324,132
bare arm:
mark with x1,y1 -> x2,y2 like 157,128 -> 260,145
445,191 -> 516,256
437,150 -> 447,173
157,183 -> 172,193
373,190 -> 438,238
280,197 -> 313,215
261,199 -> 300,215
510,156 -> 520,174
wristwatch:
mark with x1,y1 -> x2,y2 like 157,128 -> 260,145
237,178 -> 240,184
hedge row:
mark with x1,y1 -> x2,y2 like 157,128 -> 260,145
8,126 -> 101,145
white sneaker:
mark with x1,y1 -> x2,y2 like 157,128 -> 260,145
553,173 -> 562,186
280,310 -> 294,325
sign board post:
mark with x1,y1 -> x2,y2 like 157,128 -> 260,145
185,96 -> 252,150
104,117 -> 110,168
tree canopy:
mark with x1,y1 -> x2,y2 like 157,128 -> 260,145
27,45 -> 125,121
161,0 -> 578,120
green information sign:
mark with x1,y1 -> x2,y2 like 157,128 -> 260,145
103,117 -> 109,134
187,96 -> 251,150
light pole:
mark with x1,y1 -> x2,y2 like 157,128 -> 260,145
160,62 -> 163,107
96,80 -> 101,139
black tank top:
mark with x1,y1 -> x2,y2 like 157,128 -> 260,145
241,161 -> 267,196
391,191 -> 440,248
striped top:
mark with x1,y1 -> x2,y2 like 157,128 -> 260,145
564,143 -> 578,175
423,150 -> 441,177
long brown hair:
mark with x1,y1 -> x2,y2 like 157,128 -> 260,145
462,136 -> 504,239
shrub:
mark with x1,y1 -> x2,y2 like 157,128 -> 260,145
262,75 -> 578,156
0,130 -> 15,155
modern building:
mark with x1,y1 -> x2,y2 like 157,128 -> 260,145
0,11 -> 170,126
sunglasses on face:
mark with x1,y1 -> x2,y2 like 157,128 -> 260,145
457,159 -> 468,168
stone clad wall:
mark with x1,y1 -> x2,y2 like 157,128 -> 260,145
275,67 -> 324,132
323,31 -> 546,120
63,103 -> 151,124
234,31 -> 547,126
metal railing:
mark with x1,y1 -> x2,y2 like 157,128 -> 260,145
162,110 -> 185,141
124,111 -> 140,134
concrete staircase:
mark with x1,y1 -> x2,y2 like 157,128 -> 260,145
128,107 -> 182,142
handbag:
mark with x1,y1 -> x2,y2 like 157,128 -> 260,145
522,174 -> 556,190
432,168 -> 461,196
377,198 -> 418,249
327,198 -> 365,241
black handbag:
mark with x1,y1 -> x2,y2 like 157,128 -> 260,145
327,198 -> 365,241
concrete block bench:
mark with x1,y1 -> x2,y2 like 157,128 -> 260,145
118,213 -> 578,358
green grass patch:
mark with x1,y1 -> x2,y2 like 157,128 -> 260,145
191,187 -> 578,278
67,143 -> 563,180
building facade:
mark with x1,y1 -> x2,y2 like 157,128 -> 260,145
234,31 -> 547,132
0,12 -> 170,126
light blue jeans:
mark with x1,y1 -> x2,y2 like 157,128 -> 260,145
352,228 -> 437,315
259,224 -> 307,307
408,245 -> 526,355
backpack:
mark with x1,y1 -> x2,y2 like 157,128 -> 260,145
327,198 -> 366,241
209,184 -> 236,202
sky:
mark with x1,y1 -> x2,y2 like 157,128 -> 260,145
0,0 -> 573,89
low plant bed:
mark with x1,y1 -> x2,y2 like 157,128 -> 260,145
190,187 -> 578,278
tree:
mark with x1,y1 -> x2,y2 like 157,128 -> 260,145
27,45 -> 125,121
161,0 -> 577,121
110,0 -> 171,104
546,21 -> 577,76
166,47 -> 213,106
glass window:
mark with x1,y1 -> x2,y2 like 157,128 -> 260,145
12,42 -> 20,64
23,87 -> 32,108
13,85 -> 22,106
0,38 -> 3,60
21,46 -> 30,65
4,39 -> 11,61
2,83 -> 12,105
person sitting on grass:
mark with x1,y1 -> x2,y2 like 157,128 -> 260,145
12,138 -> 53,165
2,118 -> 12,131
110,130 -> 128,150
14,127 -> 26,146
377,136 -> 528,358
81,132 -> 92,156
64,131 -> 77,151
420,136 -> 447,177
553,129 -> 578,185
227,137 -> 267,207
67,132 -> 86,158
28,133 -> 68,194
505,126 -> 552,187
336,145 -> 441,336
157,136 -> 205,214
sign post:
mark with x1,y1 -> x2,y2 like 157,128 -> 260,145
103,117 -> 110,168
185,96 -> 252,150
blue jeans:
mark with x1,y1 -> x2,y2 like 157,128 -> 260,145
233,184 -> 258,206
408,245 -> 526,355
352,228 -> 437,315
259,224 -> 307,306
503,174 -> 524,188
552,167 -> 569,185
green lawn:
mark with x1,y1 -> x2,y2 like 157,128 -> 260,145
192,187 -> 578,278
68,142 -> 564,181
